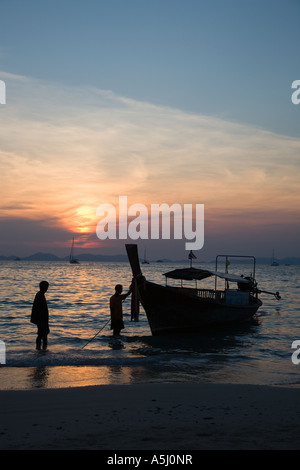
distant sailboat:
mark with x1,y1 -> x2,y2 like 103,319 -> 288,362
69,237 -> 80,264
141,247 -> 150,264
271,249 -> 279,266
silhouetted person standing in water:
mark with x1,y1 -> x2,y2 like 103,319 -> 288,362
110,284 -> 131,336
31,281 -> 50,350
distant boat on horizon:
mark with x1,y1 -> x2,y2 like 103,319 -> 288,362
271,249 -> 279,266
69,237 -> 80,264
141,247 -> 150,264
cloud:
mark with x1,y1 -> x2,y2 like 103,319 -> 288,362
0,71 -> 299,256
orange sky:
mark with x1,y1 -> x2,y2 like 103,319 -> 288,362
0,74 -> 300,258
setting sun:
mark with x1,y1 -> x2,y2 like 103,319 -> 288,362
73,206 -> 97,234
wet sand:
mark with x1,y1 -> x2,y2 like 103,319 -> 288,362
1,382 -> 300,450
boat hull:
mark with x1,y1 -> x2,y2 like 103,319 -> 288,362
138,280 -> 262,335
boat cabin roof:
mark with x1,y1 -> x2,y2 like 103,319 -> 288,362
163,268 -> 251,284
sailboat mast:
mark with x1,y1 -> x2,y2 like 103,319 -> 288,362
70,237 -> 74,261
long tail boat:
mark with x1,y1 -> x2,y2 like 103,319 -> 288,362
126,244 -> 280,335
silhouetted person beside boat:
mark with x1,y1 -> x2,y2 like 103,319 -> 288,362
110,284 -> 131,336
31,281 -> 50,350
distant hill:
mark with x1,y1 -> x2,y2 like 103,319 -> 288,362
0,252 -> 128,262
24,252 -> 62,261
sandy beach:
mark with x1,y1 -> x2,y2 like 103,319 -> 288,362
1,382 -> 300,450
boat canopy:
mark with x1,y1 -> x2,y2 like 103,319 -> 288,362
163,267 -> 251,284
164,268 -> 212,281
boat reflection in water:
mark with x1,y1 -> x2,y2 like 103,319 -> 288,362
126,244 -> 281,335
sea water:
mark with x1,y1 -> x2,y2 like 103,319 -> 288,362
0,260 -> 299,390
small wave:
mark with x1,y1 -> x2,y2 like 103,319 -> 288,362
3,347 -> 162,369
